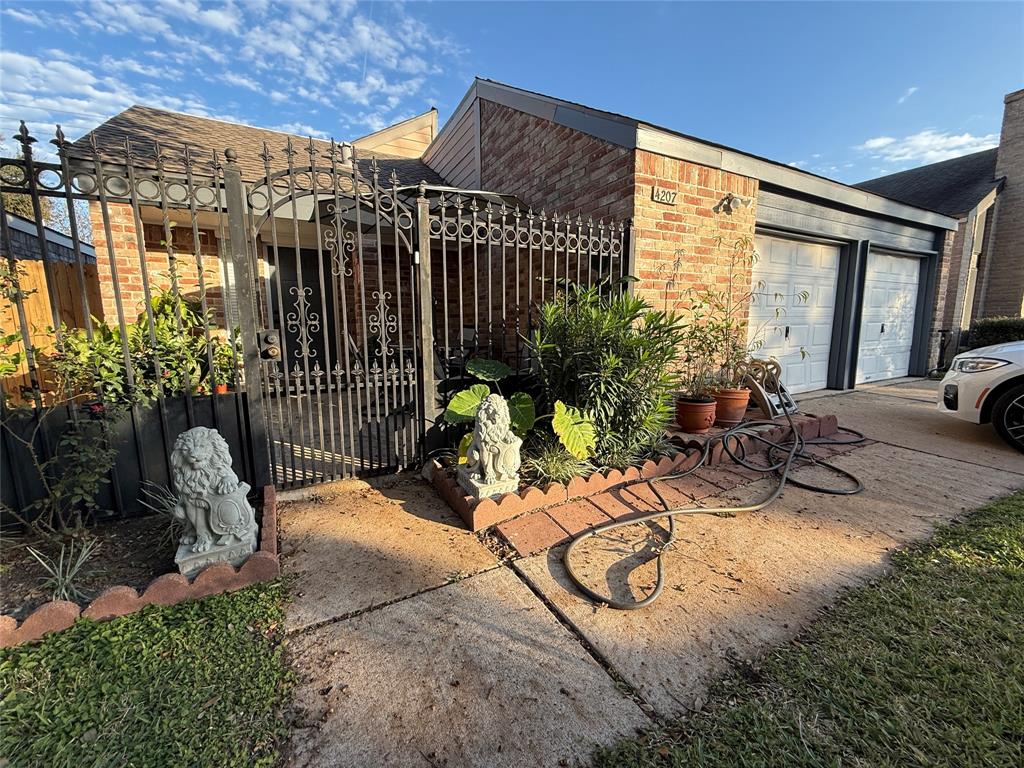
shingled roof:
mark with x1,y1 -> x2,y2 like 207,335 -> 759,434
854,149 -> 1001,218
73,105 -> 447,186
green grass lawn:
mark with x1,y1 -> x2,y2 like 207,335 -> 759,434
0,581 -> 290,768
596,491 -> 1024,768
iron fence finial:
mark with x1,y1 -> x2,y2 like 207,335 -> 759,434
16,120 -> 36,147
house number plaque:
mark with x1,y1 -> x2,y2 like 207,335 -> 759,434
652,186 -> 677,205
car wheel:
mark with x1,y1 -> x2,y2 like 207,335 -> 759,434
991,382 -> 1024,453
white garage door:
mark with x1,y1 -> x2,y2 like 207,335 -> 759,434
856,252 -> 920,383
749,235 -> 840,394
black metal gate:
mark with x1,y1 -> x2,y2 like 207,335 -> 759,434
236,141 -> 427,488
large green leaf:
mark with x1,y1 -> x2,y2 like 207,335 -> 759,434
552,400 -> 596,459
457,432 -> 473,464
507,392 -> 536,437
444,383 -> 490,424
466,358 -> 513,382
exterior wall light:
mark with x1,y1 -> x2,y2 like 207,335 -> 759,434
715,192 -> 754,214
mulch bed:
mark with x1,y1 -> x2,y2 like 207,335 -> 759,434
0,515 -> 175,622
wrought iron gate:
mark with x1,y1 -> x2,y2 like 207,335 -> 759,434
236,140 -> 427,487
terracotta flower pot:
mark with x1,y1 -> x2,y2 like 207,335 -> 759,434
712,387 -> 751,427
675,397 -> 717,434
214,383 -> 229,395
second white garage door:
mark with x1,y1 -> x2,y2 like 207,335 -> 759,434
749,235 -> 840,394
856,252 -> 921,384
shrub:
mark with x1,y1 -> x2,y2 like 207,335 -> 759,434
529,284 -> 686,466
967,316 -> 1024,350
522,437 -> 595,485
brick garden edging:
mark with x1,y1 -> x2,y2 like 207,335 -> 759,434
0,486 -> 281,649
432,413 -> 839,532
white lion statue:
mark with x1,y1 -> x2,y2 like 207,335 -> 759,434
170,426 -> 257,554
459,394 -> 522,497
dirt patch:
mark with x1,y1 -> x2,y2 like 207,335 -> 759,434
1,515 -> 176,621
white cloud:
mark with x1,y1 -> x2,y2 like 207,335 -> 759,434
1,0 -> 466,144
221,72 -> 262,92
856,129 -> 999,166
3,7 -> 45,27
99,55 -> 182,80
897,86 -> 919,105
271,122 -> 330,140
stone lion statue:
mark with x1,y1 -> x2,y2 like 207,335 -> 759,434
170,426 -> 256,554
464,394 -> 522,485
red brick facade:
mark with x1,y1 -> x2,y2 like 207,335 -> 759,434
631,151 -> 758,311
89,202 -> 229,327
479,100 -> 635,222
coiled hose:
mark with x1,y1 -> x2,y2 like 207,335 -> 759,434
562,411 -> 865,610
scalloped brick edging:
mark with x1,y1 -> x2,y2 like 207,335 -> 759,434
431,413 -> 838,532
0,485 -> 281,649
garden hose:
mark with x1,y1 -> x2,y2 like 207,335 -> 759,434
562,411 -> 866,610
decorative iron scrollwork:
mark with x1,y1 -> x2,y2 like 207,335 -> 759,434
367,290 -> 397,359
286,285 -> 321,360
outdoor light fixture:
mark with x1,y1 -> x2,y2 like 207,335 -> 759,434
715,192 -> 753,214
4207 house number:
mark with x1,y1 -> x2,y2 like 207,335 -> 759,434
652,186 -> 677,205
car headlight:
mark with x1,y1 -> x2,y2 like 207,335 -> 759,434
952,357 -> 1010,373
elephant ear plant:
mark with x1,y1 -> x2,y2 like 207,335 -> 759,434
442,357 -> 597,484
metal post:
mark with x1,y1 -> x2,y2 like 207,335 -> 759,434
416,185 -> 440,458
625,219 -> 636,294
222,150 -> 272,488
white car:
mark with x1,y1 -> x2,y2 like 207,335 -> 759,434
938,340 -> 1024,453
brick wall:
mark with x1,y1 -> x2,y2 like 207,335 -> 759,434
631,150 -> 759,311
927,228 -> 957,366
986,89 -> 1024,318
938,218 -> 968,331
478,100 -> 635,222
89,202 -> 229,327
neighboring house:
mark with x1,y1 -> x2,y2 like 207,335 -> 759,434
425,79 -> 957,391
76,80 -> 962,395
857,88 -> 1024,349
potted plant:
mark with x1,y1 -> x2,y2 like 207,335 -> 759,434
211,335 -> 239,394
674,307 -> 718,434
677,237 -> 759,428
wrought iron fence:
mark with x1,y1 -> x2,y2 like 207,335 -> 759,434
1,116 -> 634,516
0,123 -> 258,523
425,192 -> 631,379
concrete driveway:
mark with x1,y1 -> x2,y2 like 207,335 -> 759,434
800,378 -> 1022,473
280,379 -> 1023,767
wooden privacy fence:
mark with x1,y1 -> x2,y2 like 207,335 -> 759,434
0,213 -> 102,401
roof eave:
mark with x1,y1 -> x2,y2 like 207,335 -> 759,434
462,78 -> 958,231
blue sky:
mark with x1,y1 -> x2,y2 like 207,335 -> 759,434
1,0 -> 1021,183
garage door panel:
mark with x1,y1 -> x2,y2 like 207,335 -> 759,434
750,235 -> 839,394
856,252 -> 920,384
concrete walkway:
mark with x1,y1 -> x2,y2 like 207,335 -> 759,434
280,379 -> 1023,767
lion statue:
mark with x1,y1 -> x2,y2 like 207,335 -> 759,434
170,426 -> 256,554
463,394 -> 522,486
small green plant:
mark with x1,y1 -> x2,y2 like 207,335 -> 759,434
211,331 -> 241,389
522,438 -> 595,485
139,480 -> 186,548
26,537 -> 98,602
967,316 -> 1024,349
677,237 -> 809,393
